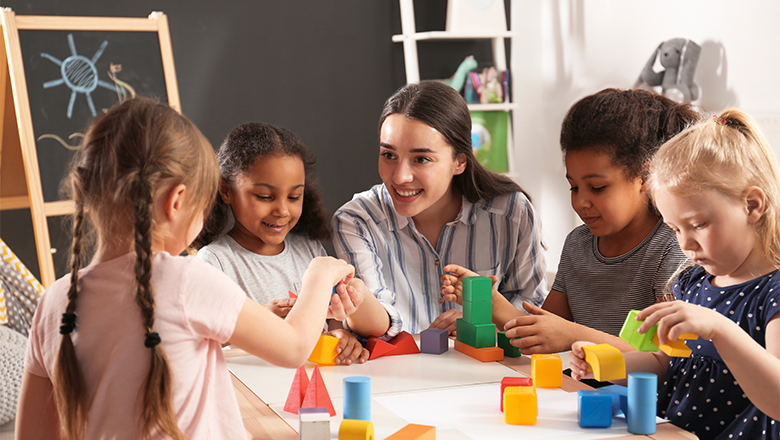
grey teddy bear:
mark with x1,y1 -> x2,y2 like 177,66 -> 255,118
635,38 -> 701,103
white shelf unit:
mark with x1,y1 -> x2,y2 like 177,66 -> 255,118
391,0 -> 517,178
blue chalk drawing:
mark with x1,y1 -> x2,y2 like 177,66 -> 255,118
41,34 -> 115,118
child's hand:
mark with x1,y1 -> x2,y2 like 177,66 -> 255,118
503,302 -> 572,354
325,328 -> 369,365
636,300 -> 720,344
327,279 -> 364,321
440,264 -> 498,305
569,341 -> 596,381
264,298 -> 296,318
305,256 -> 355,288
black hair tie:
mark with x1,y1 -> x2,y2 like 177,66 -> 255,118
59,312 -> 77,335
144,331 -> 161,348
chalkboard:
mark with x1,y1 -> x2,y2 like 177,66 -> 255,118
0,10 -> 180,286
19,29 -> 169,202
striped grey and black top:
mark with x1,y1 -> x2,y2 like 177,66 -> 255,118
552,220 -> 688,336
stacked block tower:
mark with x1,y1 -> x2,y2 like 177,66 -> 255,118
454,276 -> 503,362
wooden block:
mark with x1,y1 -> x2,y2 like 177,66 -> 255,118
308,334 -> 339,366
302,365 -> 336,416
463,298 -> 492,324
500,376 -> 532,412
455,318 -> 496,348
497,331 -> 522,358
386,331 -> 420,355
652,332 -> 693,357
582,343 -> 625,382
462,276 -> 492,302
284,365 -> 310,414
420,328 -> 448,355
504,386 -> 537,425
577,390 -> 612,428
619,310 -> 659,352
299,407 -> 330,440
454,339 -> 503,362
531,354 -> 562,388
384,423 -> 435,440
365,337 -> 396,360
338,419 -> 374,440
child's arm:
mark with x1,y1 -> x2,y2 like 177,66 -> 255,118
229,256 -> 354,368
342,277 -> 391,338
504,299 -> 635,354
638,301 -> 780,420
15,371 -> 63,439
569,341 -> 668,385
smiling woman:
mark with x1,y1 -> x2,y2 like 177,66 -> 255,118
332,80 -> 548,334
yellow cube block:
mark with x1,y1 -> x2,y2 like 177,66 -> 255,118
531,354 -> 562,388
582,344 -> 625,382
504,386 -> 537,425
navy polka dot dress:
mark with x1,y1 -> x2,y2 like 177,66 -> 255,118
658,266 -> 780,439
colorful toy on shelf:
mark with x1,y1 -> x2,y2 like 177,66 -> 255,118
455,276 -> 503,362
582,343 -> 625,382
503,385 -> 537,425
500,377 -> 532,412
284,365 -> 311,414
619,310 -> 660,352
420,328 -> 448,354
497,331 -> 521,358
338,419 -> 374,440
299,407 -> 330,440
627,372 -> 657,435
577,390 -> 612,428
343,376 -> 371,421
384,424 -> 436,440
440,55 -> 478,93
302,365 -> 336,416
531,354 -> 562,388
365,330 -> 420,360
308,334 -> 340,366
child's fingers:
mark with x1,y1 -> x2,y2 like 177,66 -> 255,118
357,347 -> 369,364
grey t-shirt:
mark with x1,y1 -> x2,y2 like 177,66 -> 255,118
552,220 -> 687,336
197,233 -> 327,305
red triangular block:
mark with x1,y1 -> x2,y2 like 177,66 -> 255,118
301,365 -> 336,416
283,365 -> 309,414
366,336 -> 397,360
386,331 -> 420,356
288,290 -> 298,299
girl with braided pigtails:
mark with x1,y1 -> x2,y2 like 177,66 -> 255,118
15,97 -> 356,440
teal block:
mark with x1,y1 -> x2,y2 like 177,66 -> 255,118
456,318 -> 496,348
497,331 -> 522,357
463,299 -> 492,324
463,276 -> 492,302
619,310 -> 659,352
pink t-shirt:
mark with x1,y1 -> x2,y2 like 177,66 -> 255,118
26,252 -> 247,439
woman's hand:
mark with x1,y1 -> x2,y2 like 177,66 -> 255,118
569,341 -> 596,381
325,328 -> 370,365
429,309 -> 462,335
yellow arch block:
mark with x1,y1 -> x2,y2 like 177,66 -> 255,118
582,344 -> 625,382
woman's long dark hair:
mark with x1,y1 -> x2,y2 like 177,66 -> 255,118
379,80 -> 527,203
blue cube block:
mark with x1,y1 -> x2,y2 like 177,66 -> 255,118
578,390 -> 613,428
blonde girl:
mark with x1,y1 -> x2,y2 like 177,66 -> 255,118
570,109 -> 780,439
15,97 -> 354,439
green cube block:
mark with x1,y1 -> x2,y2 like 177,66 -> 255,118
619,310 -> 659,352
497,331 -> 522,357
463,299 -> 492,324
463,276 -> 492,302
456,318 -> 496,348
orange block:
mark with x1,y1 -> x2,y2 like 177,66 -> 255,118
504,386 -> 537,425
308,334 -> 339,366
384,424 -> 436,440
302,365 -> 336,416
652,332 -> 696,357
283,365 -> 309,414
531,354 -> 562,388
454,340 -> 504,362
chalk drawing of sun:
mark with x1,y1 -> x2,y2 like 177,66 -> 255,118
41,33 -> 115,119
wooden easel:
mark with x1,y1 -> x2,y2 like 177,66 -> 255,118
0,9 -> 180,287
